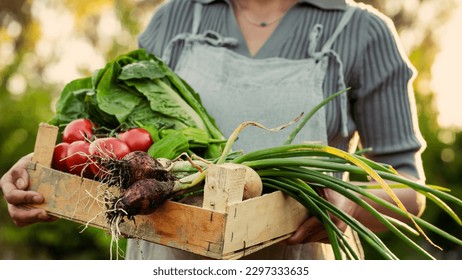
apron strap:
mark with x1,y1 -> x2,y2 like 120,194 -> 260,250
307,6 -> 356,138
162,3 -> 203,65
321,6 -> 356,52
162,2 -> 238,66
192,2 -> 202,35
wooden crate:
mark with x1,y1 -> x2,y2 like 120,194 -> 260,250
27,123 -> 308,259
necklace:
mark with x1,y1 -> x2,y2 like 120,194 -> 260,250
234,0 -> 289,27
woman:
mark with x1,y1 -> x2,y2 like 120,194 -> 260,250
1,0 -> 426,260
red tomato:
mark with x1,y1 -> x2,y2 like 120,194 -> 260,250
66,140 -> 92,177
52,142 -> 70,172
89,137 -> 131,159
118,128 -> 153,152
62,118 -> 95,143
88,137 -> 131,176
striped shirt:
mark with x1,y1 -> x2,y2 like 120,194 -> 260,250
138,0 -> 426,179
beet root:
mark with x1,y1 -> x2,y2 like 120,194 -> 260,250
96,151 -> 174,189
116,178 -> 174,216
122,151 -> 174,186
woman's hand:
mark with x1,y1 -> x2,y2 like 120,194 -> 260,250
0,153 -> 56,227
284,174 -> 426,245
285,188 -> 356,244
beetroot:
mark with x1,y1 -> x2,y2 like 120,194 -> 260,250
115,178 -> 174,216
95,150 -> 174,189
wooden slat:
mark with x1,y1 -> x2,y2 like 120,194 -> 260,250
222,234 -> 292,260
32,123 -> 59,167
119,202 -> 227,258
222,191 -> 308,254
202,163 -> 246,212
27,162 -> 110,226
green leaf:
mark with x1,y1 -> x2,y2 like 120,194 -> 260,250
423,191 -> 462,225
147,130 -> 189,159
128,78 -> 206,130
48,77 -> 92,128
118,60 -> 165,80
84,93 -> 120,128
95,61 -> 143,123
126,101 -> 188,131
161,127 -> 211,148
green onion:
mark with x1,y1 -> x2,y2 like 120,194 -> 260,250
169,89 -> 462,259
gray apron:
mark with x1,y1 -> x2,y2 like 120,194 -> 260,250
126,3 -> 362,260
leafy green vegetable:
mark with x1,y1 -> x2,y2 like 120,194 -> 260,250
49,78 -> 92,128
49,49 -> 226,159
147,130 -> 189,160
118,60 -> 165,80
96,59 -> 143,123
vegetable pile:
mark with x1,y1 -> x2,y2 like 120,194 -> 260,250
49,49 -> 226,161
48,49 -> 462,260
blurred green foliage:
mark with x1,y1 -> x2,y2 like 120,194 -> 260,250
0,0 -> 461,260
0,0 -> 161,260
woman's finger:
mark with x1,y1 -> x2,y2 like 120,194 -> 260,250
302,228 -> 329,244
286,217 -> 324,245
3,188 -> 44,205
8,204 -> 56,227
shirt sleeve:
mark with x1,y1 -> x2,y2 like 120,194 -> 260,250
351,10 -> 426,180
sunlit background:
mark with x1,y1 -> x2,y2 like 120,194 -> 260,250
431,0 -> 462,128
1,0 -> 461,260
